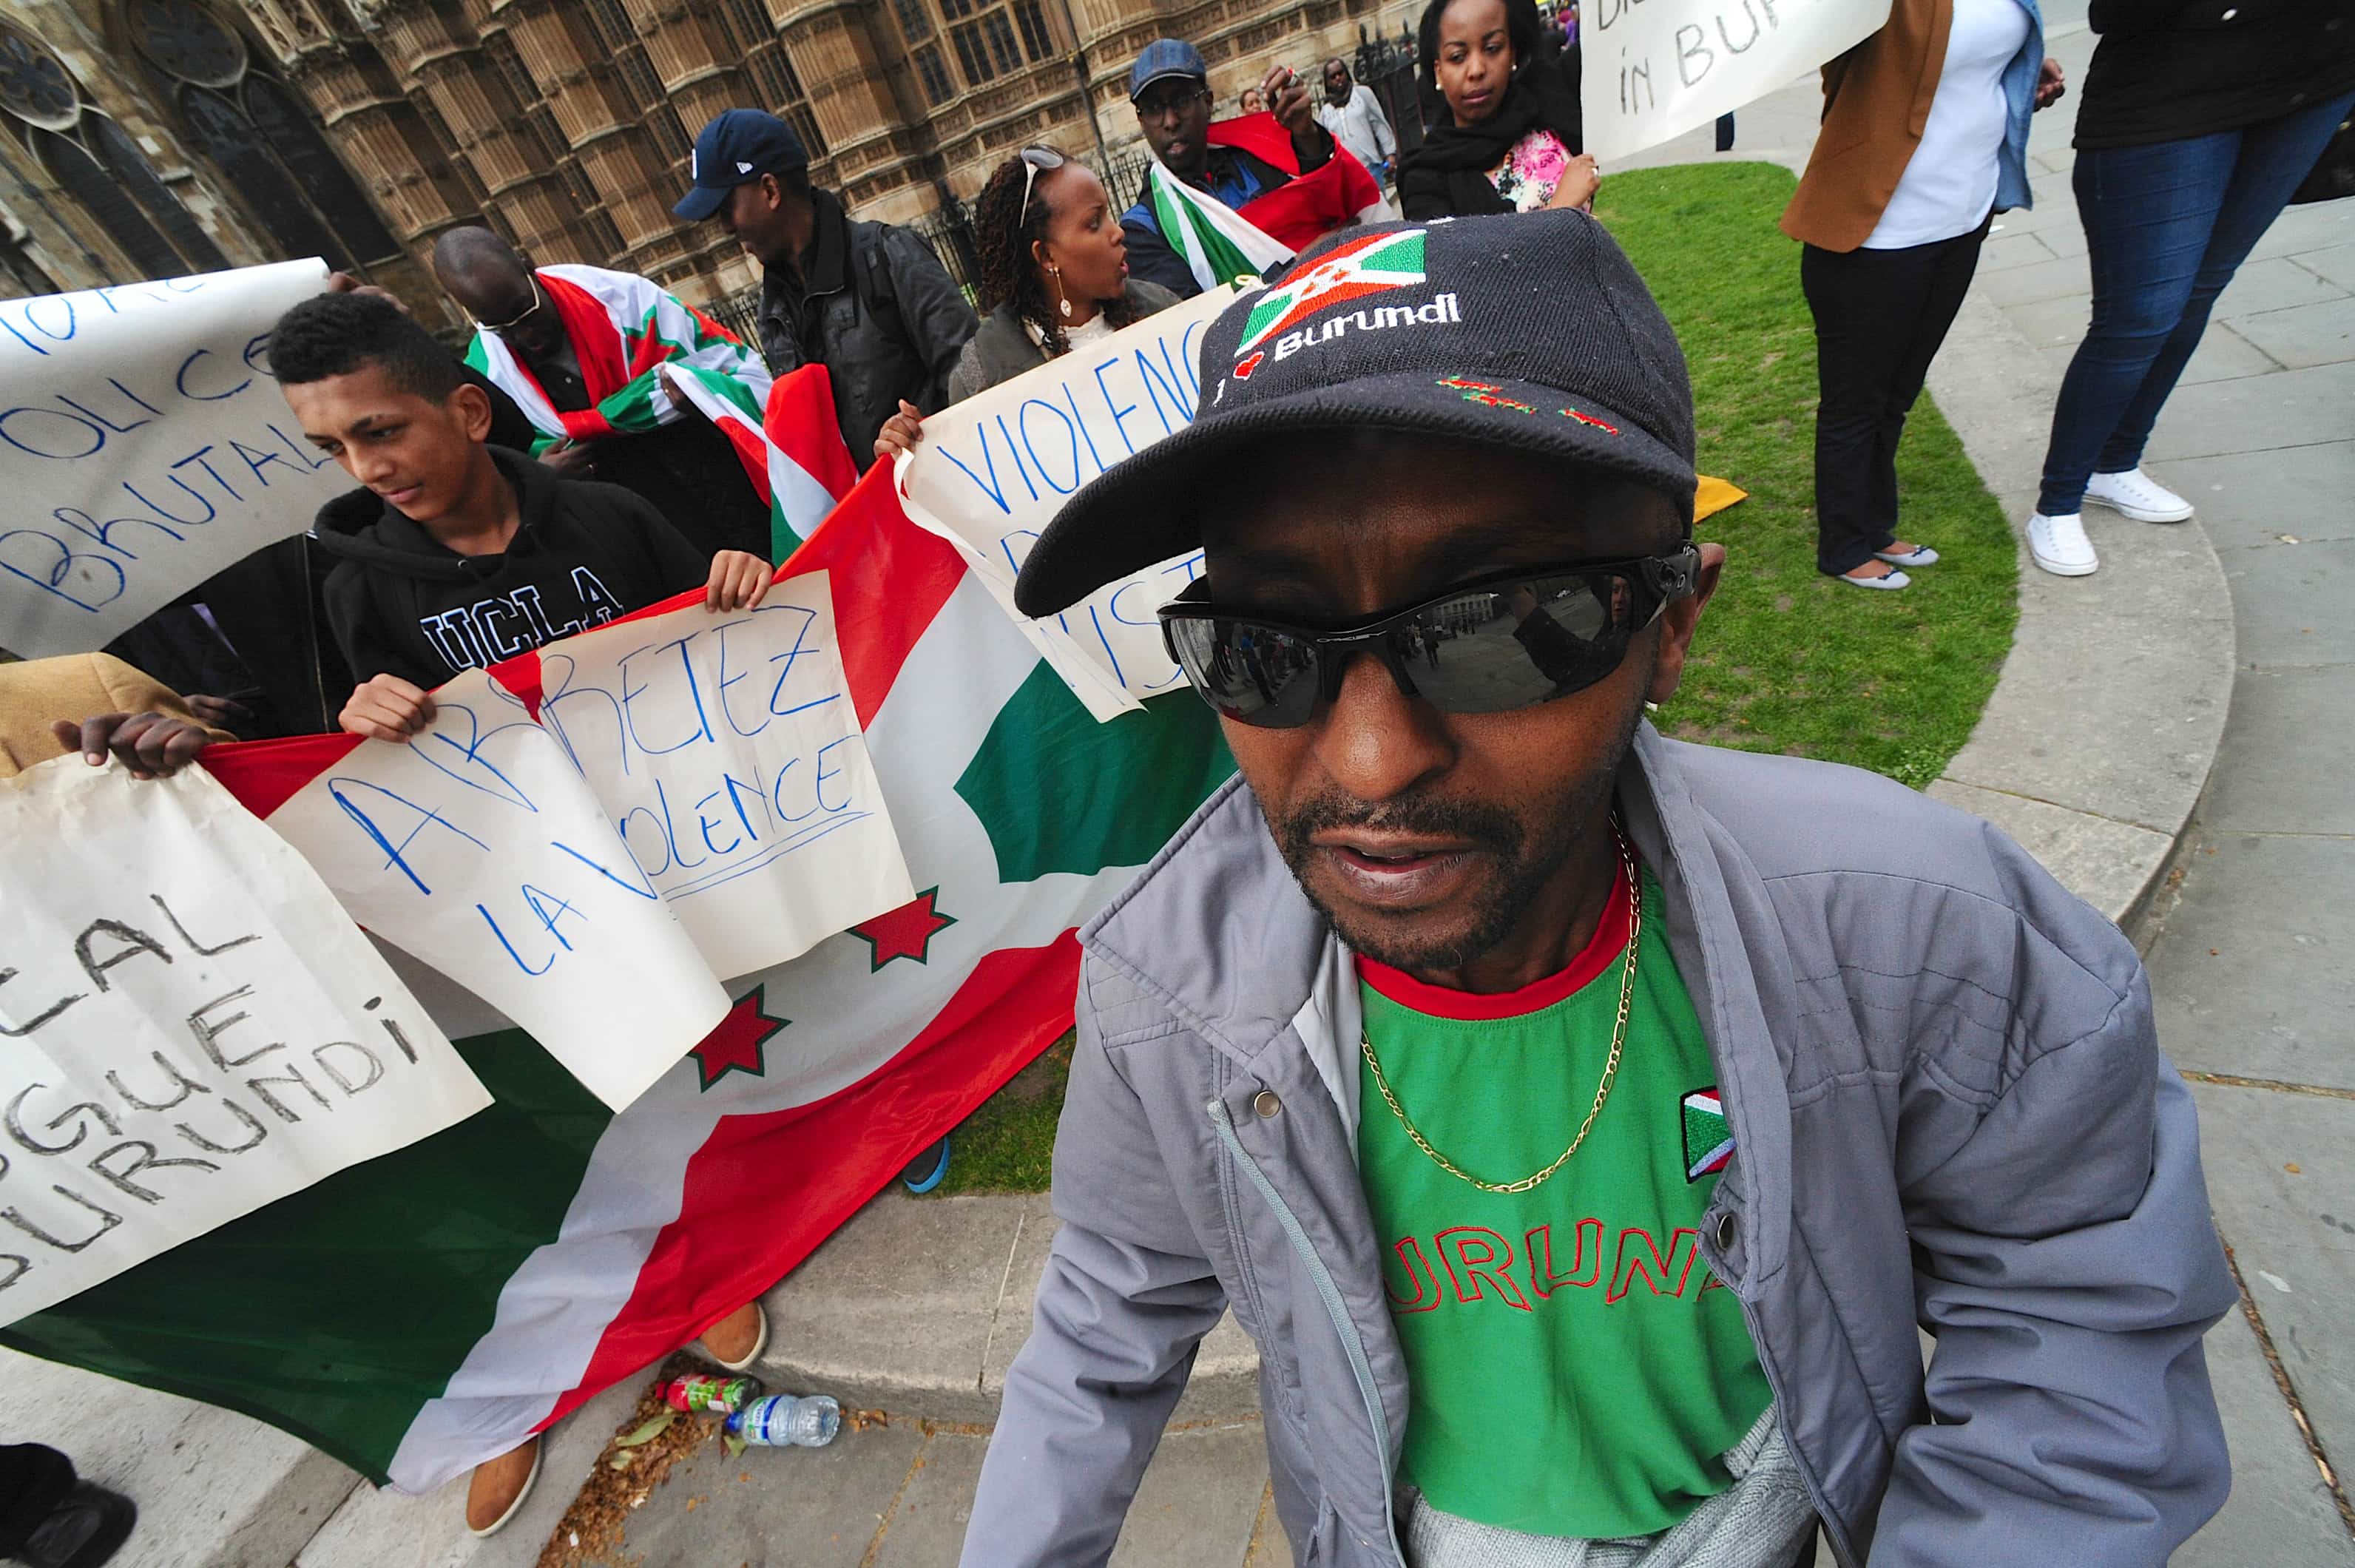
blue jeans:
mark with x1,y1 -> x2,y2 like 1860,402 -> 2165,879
2035,89 -> 2355,516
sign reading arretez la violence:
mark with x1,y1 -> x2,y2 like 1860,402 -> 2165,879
897,285 -> 1235,723
0,260 -> 346,660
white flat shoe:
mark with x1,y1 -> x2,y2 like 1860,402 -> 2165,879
1874,544 -> 1939,567
1838,567 -> 1910,590
2030,512 -> 2099,576
2085,466 -> 2193,523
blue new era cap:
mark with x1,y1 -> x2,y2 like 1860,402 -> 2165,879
675,109 -> 807,221
1129,38 -> 1209,101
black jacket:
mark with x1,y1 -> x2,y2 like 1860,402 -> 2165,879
313,445 -> 709,692
758,189 -> 978,470
2078,0 -> 2355,149
1398,50 -> 1583,219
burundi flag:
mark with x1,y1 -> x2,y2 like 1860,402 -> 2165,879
1682,1087 -> 1734,1181
0,470 -> 1235,1493
1233,229 -> 1428,356
1147,161 -> 1297,296
463,264 -> 851,560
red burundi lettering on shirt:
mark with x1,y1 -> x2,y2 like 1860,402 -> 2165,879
1436,1226 -> 1534,1312
1525,1219 -> 1605,1298
1606,1226 -> 1702,1305
1385,1236 -> 1445,1315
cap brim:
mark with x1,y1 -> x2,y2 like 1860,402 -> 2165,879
1010,371 -> 1698,617
1129,67 -> 1208,101
672,183 -> 731,222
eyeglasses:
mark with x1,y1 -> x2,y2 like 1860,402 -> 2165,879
1134,82 -> 1211,119
1016,146 -> 1066,226
1158,548 -> 1701,729
473,274 -> 544,334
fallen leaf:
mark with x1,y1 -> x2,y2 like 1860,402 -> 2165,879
610,1450 -> 635,1471
615,1410 -> 677,1448
724,1433 -> 748,1459
686,1496 -> 703,1513
2280,533 -> 2301,544
2285,1163 -> 2301,1174
739,1472 -> 752,1483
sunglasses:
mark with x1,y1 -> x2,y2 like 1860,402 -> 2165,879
1017,145 -> 1066,226
473,274 -> 544,334
1158,548 -> 1700,729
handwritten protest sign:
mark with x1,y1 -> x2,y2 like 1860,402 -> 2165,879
530,570 -> 914,980
258,669 -> 732,1112
1581,0 -> 1890,163
0,260 -> 345,659
0,757 -> 489,1328
897,286 -> 1237,720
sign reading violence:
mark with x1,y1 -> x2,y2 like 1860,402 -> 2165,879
1581,0 -> 1892,163
0,758 -> 490,1329
0,260 -> 345,658
896,285 -> 1237,720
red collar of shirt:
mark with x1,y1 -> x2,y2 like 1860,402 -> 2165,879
1354,855 -> 1634,1021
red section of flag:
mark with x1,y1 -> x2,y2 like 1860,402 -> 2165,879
714,411 -> 777,507
782,467 -> 966,730
766,365 -> 859,507
537,271 -> 628,443
200,730 -> 366,821
540,932 -> 1082,1430
1207,116 -> 1384,255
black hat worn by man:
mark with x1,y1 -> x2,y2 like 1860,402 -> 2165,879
1119,38 -> 1385,300
675,109 -> 976,470
963,210 -> 2233,1567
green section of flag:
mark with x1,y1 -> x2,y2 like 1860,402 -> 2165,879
0,1030 -> 610,1483
956,665 -> 1234,884
1147,163 -> 1293,295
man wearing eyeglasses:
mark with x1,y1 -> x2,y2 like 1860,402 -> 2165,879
961,212 -> 2234,1567
1122,39 -> 1390,298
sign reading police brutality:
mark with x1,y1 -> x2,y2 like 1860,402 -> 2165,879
0,758 -> 490,1328
212,572 -> 913,1110
898,286 -> 1237,720
1581,0 -> 1891,163
0,260 -> 344,658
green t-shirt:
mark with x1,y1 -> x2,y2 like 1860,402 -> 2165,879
1356,866 -> 1771,1540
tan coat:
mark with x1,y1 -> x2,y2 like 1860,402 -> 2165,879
1780,0 -> 1956,253
0,652 -> 231,778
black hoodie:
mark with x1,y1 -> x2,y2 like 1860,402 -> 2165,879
314,445 -> 709,692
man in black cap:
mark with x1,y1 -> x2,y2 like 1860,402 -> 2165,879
959,212 -> 2234,1565
675,109 -> 975,468
1121,38 -> 1387,297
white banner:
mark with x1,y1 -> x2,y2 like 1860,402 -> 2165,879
1581,0 -> 1891,163
528,570 -> 914,980
0,261 -> 345,659
260,669 -> 731,1112
0,758 -> 489,1328
896,287 -> 1237,720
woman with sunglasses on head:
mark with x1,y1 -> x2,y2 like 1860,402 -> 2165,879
874,148 -> 1180,461
1396,0 -> 1598,219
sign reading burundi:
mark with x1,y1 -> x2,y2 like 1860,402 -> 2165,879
1581,0 -> 1892,163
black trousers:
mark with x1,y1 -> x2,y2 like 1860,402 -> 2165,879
0,1444 -> 74,1555
1800,218 -> 1989,575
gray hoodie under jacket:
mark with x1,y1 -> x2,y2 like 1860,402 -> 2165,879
959,726 -> 2235,1568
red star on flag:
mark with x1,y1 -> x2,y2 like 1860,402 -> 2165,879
689,986 -> 788,1092
850,887 -> 957,971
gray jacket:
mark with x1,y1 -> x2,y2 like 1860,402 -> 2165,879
962,729 -> 2234,1567
946,280 -> 1185,405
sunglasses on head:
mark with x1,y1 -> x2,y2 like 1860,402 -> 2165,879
1158,547 -> 1701,729
1016,145 -> 1066,226
473,273 -> 544,334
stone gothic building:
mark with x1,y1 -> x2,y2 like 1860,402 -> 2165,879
0,0 -> 1416,327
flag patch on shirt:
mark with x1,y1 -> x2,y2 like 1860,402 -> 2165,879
1682,1087 -> 1734,1182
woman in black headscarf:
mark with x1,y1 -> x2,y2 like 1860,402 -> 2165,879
1396,0 -> 1595,219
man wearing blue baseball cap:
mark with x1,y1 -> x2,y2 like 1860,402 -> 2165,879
675,109 -> 975,470
959,211 -> 2233,1566
1121,38 -> 1388,298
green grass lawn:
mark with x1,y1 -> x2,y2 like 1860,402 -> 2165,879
927,160 -> 2017,1197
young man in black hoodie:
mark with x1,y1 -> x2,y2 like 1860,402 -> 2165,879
267,291 -> 776,744
264,288 -> 778,1532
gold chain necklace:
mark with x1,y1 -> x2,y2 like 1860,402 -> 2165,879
1359,828 -> 1640,1195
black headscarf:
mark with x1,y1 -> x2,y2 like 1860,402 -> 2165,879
1398,0 -> 1583,220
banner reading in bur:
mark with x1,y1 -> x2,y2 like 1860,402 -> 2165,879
0,759 -> 489,1329
1581,0 -> 1891,163
897,285 -> 1238,720
0,260 -> 342,658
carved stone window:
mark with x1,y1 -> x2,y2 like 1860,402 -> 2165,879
933,0 -> 1055,89
0,20 -> 228,279
124,0 -> 402,268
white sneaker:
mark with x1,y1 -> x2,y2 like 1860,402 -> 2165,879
2084,466 -> 2194,523
2030,512 -> 2099,577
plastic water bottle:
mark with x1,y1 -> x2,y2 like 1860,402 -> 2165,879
724,1393 -> 840,1447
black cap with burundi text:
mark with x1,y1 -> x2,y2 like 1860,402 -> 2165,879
1010,209 -> 1699,618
